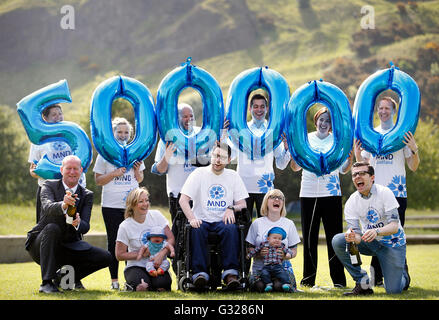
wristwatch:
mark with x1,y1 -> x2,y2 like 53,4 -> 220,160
227,205 -> 235,212
375,228 -> 380,236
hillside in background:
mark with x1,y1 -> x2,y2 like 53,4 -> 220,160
1,0 -> 439,207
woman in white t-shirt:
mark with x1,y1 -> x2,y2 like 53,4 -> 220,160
290,107 -> 352,288
93,117 -> 145,290
115,187 -> 174,291
245,189 -> 301,292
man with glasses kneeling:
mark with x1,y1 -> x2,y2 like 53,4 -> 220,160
331,162 -> 410,295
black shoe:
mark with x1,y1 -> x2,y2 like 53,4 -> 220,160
343,283 -> 374,296
39,281 -> 61,294
193,275 -> 208,288
225,275 -> 240,291
75,281 -> 86,290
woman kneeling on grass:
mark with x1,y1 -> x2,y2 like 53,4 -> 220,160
115,187 -> 174,291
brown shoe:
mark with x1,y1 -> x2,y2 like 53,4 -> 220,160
225,275 -> 240,290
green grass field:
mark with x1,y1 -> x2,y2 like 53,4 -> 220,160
1,204 -> 439,300
1,245 -> 438,300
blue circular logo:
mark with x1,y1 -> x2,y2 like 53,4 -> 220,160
367,209 -> 379,223
209,184 -> 225,200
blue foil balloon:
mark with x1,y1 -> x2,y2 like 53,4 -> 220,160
226,66 -> 290,160
285,80 -> 353,176
353,63 -> 421,156
16,79 -> 92,179
156,57 -> 224,161
90,75 -> 157,169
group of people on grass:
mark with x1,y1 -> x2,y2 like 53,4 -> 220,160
25,93 -> 419,296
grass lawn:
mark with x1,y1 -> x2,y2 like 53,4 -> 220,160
1,204 -> 438,301
1,245 -> 438,300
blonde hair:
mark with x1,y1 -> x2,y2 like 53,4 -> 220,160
260,189 -> 287,217
124,187 -> 150,219
112,117 -> 133,138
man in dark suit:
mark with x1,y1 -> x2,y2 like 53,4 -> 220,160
25,155 -> 111,293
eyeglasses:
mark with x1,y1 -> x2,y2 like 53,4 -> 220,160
352,170 -> 370,178
268,195 -> 284,201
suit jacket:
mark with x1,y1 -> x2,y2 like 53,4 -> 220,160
25,179 -> 94,251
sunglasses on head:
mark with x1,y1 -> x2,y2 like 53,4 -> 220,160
268,195 -> 284,201
352,170 -> 370,178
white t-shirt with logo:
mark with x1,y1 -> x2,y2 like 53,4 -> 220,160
361,126 -> 412,198
28,142 -> 86,187
246,216 -> 301,273
93,154 -> 145,209
344,184 -> 406,248
153,139 -> 197,198
300,132 -> 343,198
116,210 -> 169,269
233,120 -> 290,194
180,166 -> 249,223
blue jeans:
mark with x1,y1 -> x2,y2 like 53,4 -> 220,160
261,264 -> 290,286
332,233 -> 408,294
191,221 -> 239,282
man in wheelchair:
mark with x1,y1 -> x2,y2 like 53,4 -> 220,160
179,143 -> 249,290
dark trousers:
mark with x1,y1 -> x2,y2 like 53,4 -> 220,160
300,196 -> 346,287
261,264 -> 290,286
191,222 -> 239,276
246,193 -> 265,219
124,266 -> 172,291
370,197 -> 408,283
35,186 -> 42,223
102,207 -> 125,279
27,223 -> 111,283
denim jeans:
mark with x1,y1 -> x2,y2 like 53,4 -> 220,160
261,264 -> 291,286
332,233 -> 408,294
191,221 -> 239,282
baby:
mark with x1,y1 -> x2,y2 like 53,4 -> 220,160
247,226 -> 293,292
138,226 -> 175,277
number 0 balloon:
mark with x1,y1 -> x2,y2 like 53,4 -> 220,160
17,79 -> 92,179
90,75 -> 157,169
353,63 -> 420,156
156,57 -> 224,161
226,66 -> 290,159
285,80 -> 353,176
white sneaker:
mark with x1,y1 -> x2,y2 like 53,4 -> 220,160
111,281 -> 120,290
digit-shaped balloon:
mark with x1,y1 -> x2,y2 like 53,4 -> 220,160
353,64 -> 420,156
156,57 -> 224,161
16,79 -> 92,179
90,75 -> 157,169
285,80 -> 353,176
226,66 -> 290,160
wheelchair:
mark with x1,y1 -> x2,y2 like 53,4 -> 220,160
172,207 -> 251,292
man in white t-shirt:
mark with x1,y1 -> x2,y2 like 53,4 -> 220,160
28,104 -> 86,223
230,93 -> 290,219
179,143 -> 249,290
354,96 -> 419,285
332,162 -> 410,295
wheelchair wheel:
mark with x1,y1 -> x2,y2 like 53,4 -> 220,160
178,276 -> 191,292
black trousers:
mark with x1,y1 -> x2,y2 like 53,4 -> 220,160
246,193 -> 265,219
300,196 -> 346,287
27,223 -> 111,283
124,266 -> 172,291
35,185 -> 42,223
102,207 -> 125,279
370,197 -> 408,282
